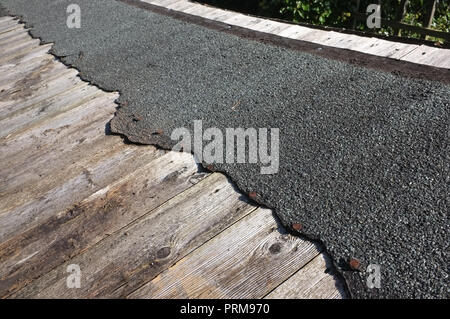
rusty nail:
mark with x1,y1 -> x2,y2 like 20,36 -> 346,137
248,191 -> 257,199
349,258 -> 360,270
206,165 -> 214,171
292,223 -> 302,231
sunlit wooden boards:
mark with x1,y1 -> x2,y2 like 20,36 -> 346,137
0,17 -> 344,299
0,16 -> 15,24
129,207 -> 321,299
265,254 -> 346,299
400,45 -> 450,68
144,0 -> 450,69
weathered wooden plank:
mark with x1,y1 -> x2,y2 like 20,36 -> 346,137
400,45 -> 450,68
166,0 -> 192,12
0,27 -> 30,46
308,31 -> 342,46
0,42 -> 51,65
343,36 -> 381,52
179,2 -> 203,13
385,44 -> 418,59
358,38 -> 418,59
297,29 -> 334,44
0,92 -> 162,230
223,14 -> 262,29
0,37 -> 39,59
11,172 -> 257,298
319,32 -> 363,50
265,253 -> 346,299
249,20 -> 291,35
143,0 -> 180,7
0,20 -> 22,34
0,151 -> 207,298
0,92 -> 115,164
0,17 -> 15,25
0,28 -> 29,47
0,54 -> 52,85
0,92 -> 117,182
201,8 -> 235,22
0,143 -> 164,244
0,128 -> 125,215
129,207 -> 320,299
0,54 -> 62,89
0,82 -> 102,138
182,3 -> 215,17
276,25 -> 314,39
0,68 -> 80,117
173,2 -> 200,14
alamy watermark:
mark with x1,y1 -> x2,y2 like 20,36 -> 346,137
366,4 -> 381,29
366,264 -> 381,289
66,4 -> 81,29
66,264 -> 81,289
171,120 -> 279,174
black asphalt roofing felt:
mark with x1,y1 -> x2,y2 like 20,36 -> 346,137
2,0 -> 449,298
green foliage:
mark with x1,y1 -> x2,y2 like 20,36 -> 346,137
278,0 -> 354,26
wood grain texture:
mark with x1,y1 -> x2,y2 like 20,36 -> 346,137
166,0 -> 193,12
0,29 -> 29,47
1,34 -> 38,56
250,20 -> 291,35
0,151 -> 205,298
0,20 -> 23,34
0,37 -> 39,60
143,0 -> 180,6
201,9 -> 235,22
182,4 -> 216,18
0,93 -> 115,165
276,25 -> 314,39
0,83 -> 104,137
0,53 -> 56,87
265,253 -> 347,299
0,42 -> 52,68
298,30 -> 337,44
400,45 -> 450,68
12,173 -> 257,298
129,207 -> 320,299
0,143 -> 163,243
358,39 -> 418,59
0,63 -> 76,116
222,13 -> 262,29
0,17 -> 15,24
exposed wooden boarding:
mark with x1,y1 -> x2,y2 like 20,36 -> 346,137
0,17 -> 344,299
128,208 -> 321,299
265,254 -> 346,299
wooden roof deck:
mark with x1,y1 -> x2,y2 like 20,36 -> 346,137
2,1 -> 448,298
0,16 -> 345,299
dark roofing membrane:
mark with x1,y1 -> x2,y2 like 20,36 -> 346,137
1,0 -> 448,298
